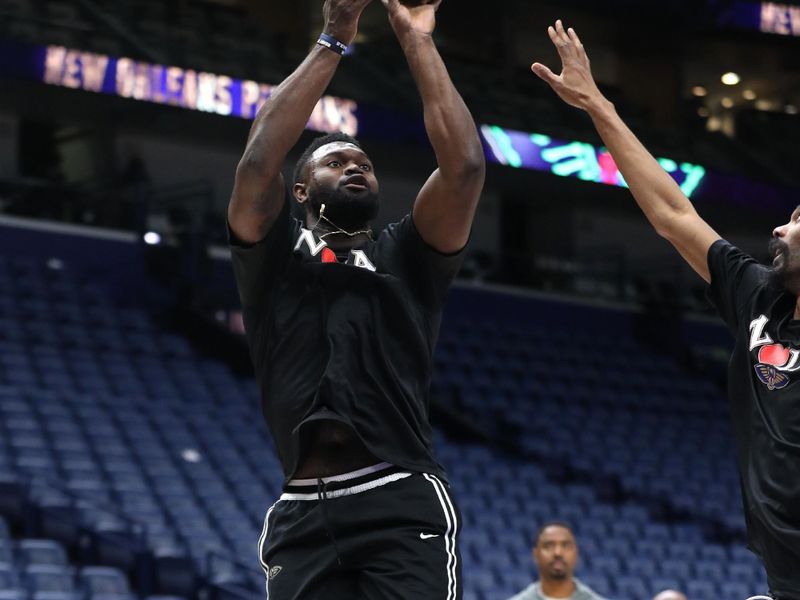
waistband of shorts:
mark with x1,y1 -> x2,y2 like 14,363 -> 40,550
281,462 -> 413,501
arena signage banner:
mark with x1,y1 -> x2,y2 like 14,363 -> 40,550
719,2 -> 800,36
760,2 -> 800,34
37,44 -> 360,135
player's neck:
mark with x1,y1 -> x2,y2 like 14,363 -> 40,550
306,213 -> 372,250
794,297 -> 800,321
539,577 -> 575,599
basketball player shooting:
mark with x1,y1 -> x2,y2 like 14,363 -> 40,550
226,0 -> 484,598
531,20 -> 799,599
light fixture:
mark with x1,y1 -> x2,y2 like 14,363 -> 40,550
181,449 -> 202,463
721,97 -> 734,108
743,89 -> 757,101
755,99 -> 772,111
46,258 -> 64,271
692,86 -> 707,97
721,72 -> 741,86
787,105 -> 798,115
143,231 -> 161,245
697,107 -> 710,117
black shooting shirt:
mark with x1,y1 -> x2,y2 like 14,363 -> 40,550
706,240 -> 800,596
230,199 -> 463,485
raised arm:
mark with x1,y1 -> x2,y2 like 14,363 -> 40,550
228,0 -> 372,244
531,21 -> 720,283
382,0 -> 485,254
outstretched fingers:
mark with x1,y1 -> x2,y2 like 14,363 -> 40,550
555,19 -> 571,45
531,62 -> 559,87
548,19 -> 582,63
567,27 -> 588,62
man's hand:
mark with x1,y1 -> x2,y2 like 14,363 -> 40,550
531,20 -> 605,112
530,19 -> 720,283
324,0 -> 373,45
381,0 -> 441,40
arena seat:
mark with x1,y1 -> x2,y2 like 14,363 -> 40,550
16,539 -> 68,567
77,566 -> 131,596
23,564 -> 75,593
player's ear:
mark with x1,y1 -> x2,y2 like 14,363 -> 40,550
293,182 -> 308,204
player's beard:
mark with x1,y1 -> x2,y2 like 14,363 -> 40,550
307,185 -> 379,233
768,237 -> 800,294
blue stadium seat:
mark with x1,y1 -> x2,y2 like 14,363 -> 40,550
78,566 -> 131,596
32,593 -> 82,600
0,543 -> 13,564
720,581 -> 754,600
17,539 -> 68,566
0,564 -> 20,590
578,575 -> 610,598
686,580 -> 716,600
24,565 -> 74,593
616,575 -> 648,600
624,557 -> 656,578
660,558 -> 690,581
728,561 -> 758,584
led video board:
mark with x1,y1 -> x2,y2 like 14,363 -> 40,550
480,125 -> 707,198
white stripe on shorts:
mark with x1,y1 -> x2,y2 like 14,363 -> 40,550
423,473 -> 459,600
285,462 -> 394,487
257,501 -> 279,597
279,471 -> 413,501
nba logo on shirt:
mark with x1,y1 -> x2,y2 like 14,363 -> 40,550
295,229 -> 377,272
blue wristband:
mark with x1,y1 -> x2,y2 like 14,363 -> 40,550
317,32 -> 348,56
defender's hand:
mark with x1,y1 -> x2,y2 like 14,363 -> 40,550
381,0 -> 441,39
531,20 -> 605,111
323,0 -> 373,45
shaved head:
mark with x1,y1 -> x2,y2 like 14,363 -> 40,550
652,590 -> 687,600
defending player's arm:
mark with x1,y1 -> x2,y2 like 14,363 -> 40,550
531,21 -> 721,283
383,0 -> 485,254
228,0 -> 373,244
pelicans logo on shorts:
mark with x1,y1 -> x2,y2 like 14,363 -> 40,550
749,315 -> 798,390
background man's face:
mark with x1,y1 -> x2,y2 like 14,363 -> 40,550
770,205 -> 800,293
533,526 -> 578,581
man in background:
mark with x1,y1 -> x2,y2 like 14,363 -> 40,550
507,522 -> 607,600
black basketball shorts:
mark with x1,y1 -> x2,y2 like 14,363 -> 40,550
257,463 -> 462,600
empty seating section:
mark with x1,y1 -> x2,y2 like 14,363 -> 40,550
434,318 -> 767,598
0,254 -> 768,599
0,520 -> 134,600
